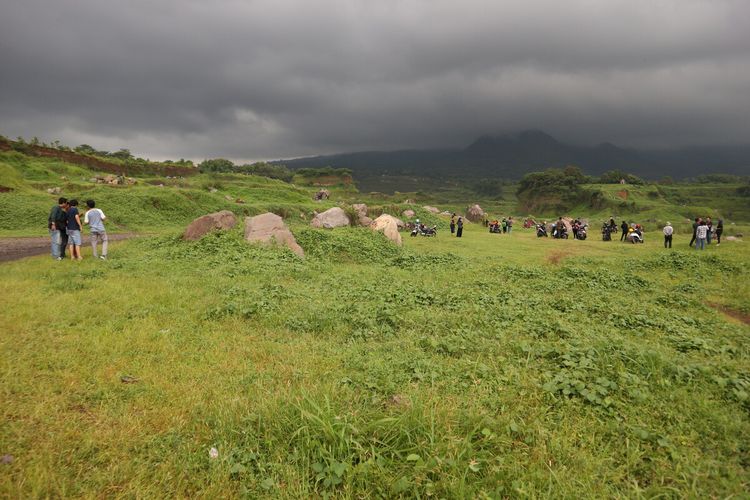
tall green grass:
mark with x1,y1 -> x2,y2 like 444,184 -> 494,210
1,221 -> 748,497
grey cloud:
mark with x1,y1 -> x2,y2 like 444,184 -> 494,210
1,0 -> 749,162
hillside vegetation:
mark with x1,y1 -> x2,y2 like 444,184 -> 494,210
1,151 -> 747,238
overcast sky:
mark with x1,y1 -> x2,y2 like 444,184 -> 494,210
1,0 -> 749,162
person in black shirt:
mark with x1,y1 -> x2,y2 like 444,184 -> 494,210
47,197 -> 68,259
620,221 -> 628,242
716,219 -> 724,245
66,199 -> 83,260
456,217 -> 464,238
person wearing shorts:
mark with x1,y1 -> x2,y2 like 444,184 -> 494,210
84,199 -> 108,259
66,199 -> 83,260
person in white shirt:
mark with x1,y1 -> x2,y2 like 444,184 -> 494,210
84,199 -> 108,259
663,222 -> 674,248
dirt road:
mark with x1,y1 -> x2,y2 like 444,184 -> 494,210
0,234 -> 137,263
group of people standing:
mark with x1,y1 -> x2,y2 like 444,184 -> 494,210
486,216 -> 514,234
688,217 -> 723,250
662,217 -> 723,250
47,197 -> 108,260
449,214 -> 464,238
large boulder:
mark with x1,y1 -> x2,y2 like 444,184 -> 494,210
402,209 -> 416,218
359,216 -> 373,227
310,207 -> 350,229
466,204 -> 485,222
244,213 -> 304,257
352,204 -> 371,226
370,214 -> 403,246
423,206 -> 440,214
352,203 -> 368,217
184,210 -> 237,240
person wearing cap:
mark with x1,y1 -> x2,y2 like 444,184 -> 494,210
663,222 -> 673,248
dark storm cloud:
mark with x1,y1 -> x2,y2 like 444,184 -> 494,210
1,0 -> 749,161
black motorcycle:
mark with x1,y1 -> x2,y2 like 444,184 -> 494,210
574,225 -> 587,240
412,225 -> 438,237
536,224 -> 548,237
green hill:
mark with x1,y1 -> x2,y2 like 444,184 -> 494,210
2,149 -> 749,238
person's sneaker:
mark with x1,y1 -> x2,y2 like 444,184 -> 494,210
56,257 -> 63,261
99,255 -> 107,260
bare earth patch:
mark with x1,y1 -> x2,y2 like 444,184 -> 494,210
546,250 -> 571,265
616,190 -> 629,200
0,233 -> 137,263
709,302 -> 750,325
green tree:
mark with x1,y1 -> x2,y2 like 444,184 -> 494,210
198,158 -> 235,173
109,148 -> 134,160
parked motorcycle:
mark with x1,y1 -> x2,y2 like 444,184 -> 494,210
536,224 -> 548,237
411,224 -> 438,237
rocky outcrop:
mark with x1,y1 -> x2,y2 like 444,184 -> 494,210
370,214 -> 403,246
313,189 -> 330,201
184,210 -> 237,240
352,203 -> 368,217
402,209 -> 416,218
423,206 -> 440,214
466,204 -> 485,222
352,204 -> 371,226
244,213 -> 304,257
310,207 -> 350,229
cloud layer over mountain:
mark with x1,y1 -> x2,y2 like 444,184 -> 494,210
1,0 -> 749,161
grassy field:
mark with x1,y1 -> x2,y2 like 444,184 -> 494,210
1,218 -> 748,497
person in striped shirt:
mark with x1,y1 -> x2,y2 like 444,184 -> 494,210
694,220 -> 708,250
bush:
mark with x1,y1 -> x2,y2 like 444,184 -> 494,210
198,158 -> 235,173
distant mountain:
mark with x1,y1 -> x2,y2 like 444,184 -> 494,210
278,130 -> 750,180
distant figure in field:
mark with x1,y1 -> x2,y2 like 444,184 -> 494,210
501,218 -> 507,233
450,214 -> 456,235
84,199 -> 108,260
663,222 -> 673,248
506,216 -> 513,234
689,217 -> 700,247
694,219 -> 708,250
48,197 -> 68,260
716,219 -> 724,245
705,217 -> 713,244
66,199 -> 83,260
456,217 -> 464,238
620,220 -> 628,242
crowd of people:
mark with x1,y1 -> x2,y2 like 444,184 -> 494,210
485,216 -> 514,234
601,216 -> 724,249
686,216 -> 723,250
47,197 -> 108,261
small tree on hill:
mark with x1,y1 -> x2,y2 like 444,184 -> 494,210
198,158 -> 235,173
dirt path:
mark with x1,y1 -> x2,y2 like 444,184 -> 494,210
0,233 -> 138,263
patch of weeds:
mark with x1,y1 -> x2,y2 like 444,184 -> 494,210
713,372 -> 750,409
668,333 -> 716,354
295,227 -> 401,263
390,251 -> 463,268
204,295 -> 278,320
539,346 -> 647,413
